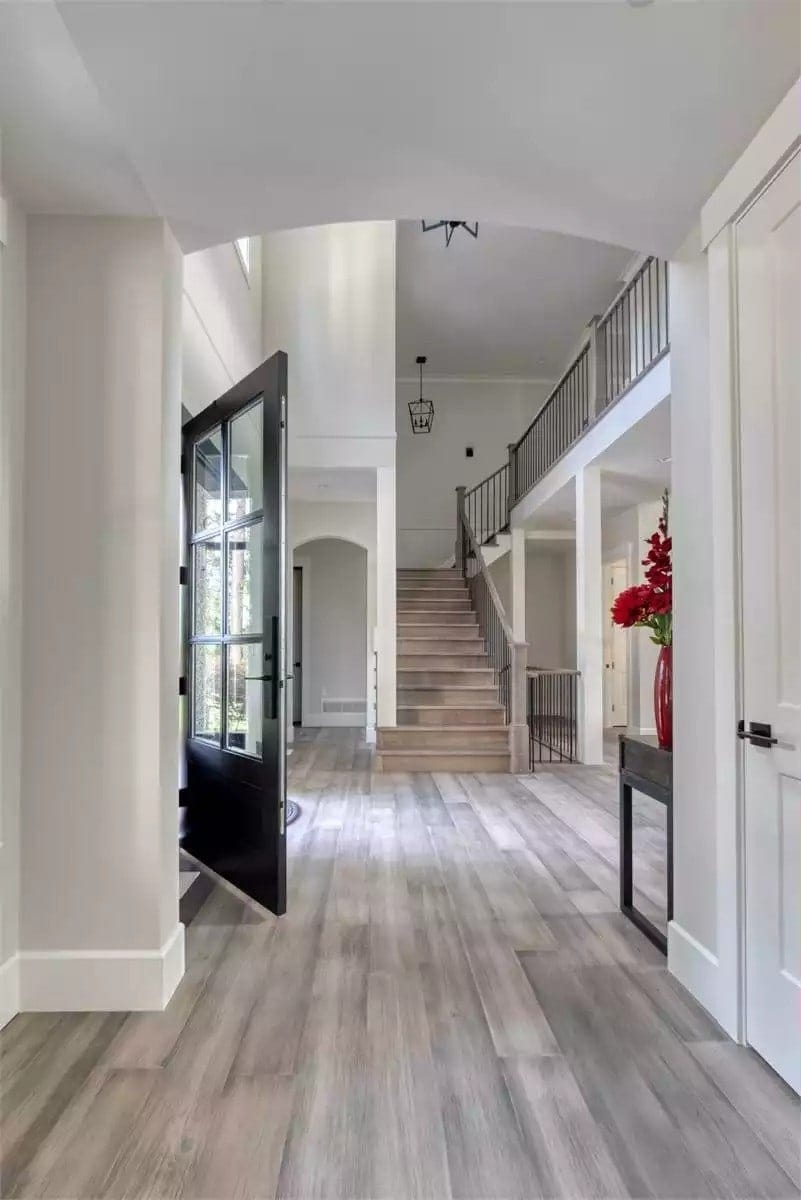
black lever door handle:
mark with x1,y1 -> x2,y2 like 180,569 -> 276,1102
737,720 -> 778,748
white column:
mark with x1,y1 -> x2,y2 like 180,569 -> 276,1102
575,466 -> 604,764
376,464 -> 396,727
510,526 -> 526,643
20,216 -> 184,1012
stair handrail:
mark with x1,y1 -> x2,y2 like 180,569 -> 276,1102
456,486 -> 528,772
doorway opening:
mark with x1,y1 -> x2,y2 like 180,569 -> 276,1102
291,538 -> 369,731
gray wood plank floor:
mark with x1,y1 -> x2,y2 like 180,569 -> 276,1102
2,729 -> 798,1199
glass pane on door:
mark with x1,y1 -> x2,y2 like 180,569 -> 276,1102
226,643 -> 263,757
193,540 -> 222,635
193,644 -> 222,743
194,428 -> 223,533
227,521 -> 262,635
228,401 -> 263,521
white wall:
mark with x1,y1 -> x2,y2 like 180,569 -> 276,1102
264,222 -> 396,725
20,216 -> 183,1012
491,544 -> 576,669
296,538 -> 368,726
263,221 -> 396,457
603,498 -> 663,733
182,238 -> 263,416
0,182 -> 25,1028
397,378 -> 551,567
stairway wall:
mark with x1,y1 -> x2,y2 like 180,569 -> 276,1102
490,546 -> 576,669
396,378 -> 551,567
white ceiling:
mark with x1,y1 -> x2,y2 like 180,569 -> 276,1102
396,221 -> 632,377
0,2 -> 797,255
526,396 -> 671,529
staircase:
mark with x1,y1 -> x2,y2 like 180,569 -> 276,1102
376,568 -> 511,772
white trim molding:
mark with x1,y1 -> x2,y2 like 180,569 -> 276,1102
19,924 -> 185,1013
0,955 -> 20,1030
305,712 -> 367,729
668,922 -> 725,1031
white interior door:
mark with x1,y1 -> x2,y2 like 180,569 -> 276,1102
737,153 -> 801,1093
603,562 -> 628,727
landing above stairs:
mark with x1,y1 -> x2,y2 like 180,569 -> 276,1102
376,567 -> 511,773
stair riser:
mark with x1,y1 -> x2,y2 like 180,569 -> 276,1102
397,587 -> 468,600
378,728 -> 509,751
398,570 -> 461,581
396,598 -> 472,611
377,752 -> 509,773
398,706 -> 506,726
399,687 -> 501,706
397,611 -> 477,625
398,654 -> 489,670
398,670 -> 495,687
398,638 -> 484,657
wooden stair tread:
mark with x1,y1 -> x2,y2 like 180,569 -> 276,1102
378,724 -> 509,732
398,684 -> 498,691
397,702 -> 504,710
376,749 -> 508,759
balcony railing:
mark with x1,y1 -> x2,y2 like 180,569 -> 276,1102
527,669 -> 580,767
511,343 -> 591,505
598,256 -> 669,412
460,259 -> 670,553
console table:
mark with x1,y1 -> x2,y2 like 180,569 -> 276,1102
619,733 -> 673,954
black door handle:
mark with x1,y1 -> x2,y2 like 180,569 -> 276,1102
737,720 -> 778,748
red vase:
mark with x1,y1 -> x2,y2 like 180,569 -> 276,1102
654,644 -> 673,751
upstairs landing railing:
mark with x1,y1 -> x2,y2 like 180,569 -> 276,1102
462,258 -> 670,549
456,487 -> 528,773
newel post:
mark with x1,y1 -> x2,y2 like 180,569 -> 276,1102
507,442 -> 517,517
509,640 -> 529,774
588,315 -> 607,420
455,485 -> 466,573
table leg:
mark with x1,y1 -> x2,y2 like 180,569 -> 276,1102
620,777 -> 632,910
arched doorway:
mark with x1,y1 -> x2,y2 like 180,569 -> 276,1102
291,537 -> 369,732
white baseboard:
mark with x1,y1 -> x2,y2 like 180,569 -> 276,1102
668,920 -> 725,1028
19,923 -> 185,1013
305,713 -> 366,728
0,954 -> 20,1030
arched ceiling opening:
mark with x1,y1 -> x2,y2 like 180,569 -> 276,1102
0,2 -> 797,256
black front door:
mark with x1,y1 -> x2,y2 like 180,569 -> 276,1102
182,353 -> 288,915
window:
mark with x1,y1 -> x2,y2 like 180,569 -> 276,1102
234,236 -> 251,279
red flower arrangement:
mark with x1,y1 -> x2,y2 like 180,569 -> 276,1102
611,490 -> 672,647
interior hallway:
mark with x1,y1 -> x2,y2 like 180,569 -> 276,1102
2,729 -> 798,1199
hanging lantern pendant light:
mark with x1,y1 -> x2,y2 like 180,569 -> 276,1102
408,355 -> 434,434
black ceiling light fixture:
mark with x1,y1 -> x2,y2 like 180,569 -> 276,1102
421,220 -> 479,247
409,356 -> 434,435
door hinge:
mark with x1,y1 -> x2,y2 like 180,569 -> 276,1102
179,676 -> 188,696
179,565 -> 189,586
180,451 -> 187,476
